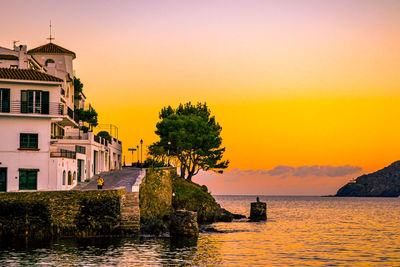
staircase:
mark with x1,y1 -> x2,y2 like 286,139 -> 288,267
119,192 -> 140,234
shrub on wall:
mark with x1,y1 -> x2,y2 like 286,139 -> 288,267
139,168 -> 173,235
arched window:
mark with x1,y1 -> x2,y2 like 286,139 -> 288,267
62,170 -> 66,185
45,59 -> 55,67
73,172 -> 76,181
68,171 -> 72,185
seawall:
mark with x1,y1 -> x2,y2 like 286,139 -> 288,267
0,188 -> 140,239
0,167 -> 177,239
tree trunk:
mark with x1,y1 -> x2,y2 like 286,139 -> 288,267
186,169 -> 195,181
180,165 -> 186,179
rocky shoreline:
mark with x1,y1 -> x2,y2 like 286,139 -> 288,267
336,161 -> 400,197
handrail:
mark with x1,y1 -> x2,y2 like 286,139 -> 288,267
0,101 -> 62,115
50,149 -> 76,159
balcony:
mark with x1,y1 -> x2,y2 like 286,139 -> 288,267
50,149 -> 76,159
67,107 -> 80,124
75,145 -> 86,154
0,101 -> 63,116
51,134 -> 89,140
94,135 -> 108,147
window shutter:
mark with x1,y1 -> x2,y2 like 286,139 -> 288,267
21,91 -> 27,113
1,89 -> 10,113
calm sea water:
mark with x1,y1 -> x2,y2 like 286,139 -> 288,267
1,196 -> 400,266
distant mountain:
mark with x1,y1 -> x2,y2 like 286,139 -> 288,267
336,161 -> 400,197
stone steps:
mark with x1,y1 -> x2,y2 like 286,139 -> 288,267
119,192 -> 140,234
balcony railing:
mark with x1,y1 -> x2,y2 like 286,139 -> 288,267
75,145 -> 86,154
50,149 -> 76,159
67,107 -> 74,119
51,134 -> 89,140
0,101 -> 62,115
93,135 -> 108,147
66,107 -> 80,123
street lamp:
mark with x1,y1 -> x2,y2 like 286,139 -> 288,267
136,145 -> 139,166
140,139 -> 143,165
167,141 -> 171,166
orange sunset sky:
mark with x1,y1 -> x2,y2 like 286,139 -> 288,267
1,0 -> 400,195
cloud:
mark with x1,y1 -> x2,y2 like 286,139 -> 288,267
222,165 -> 362,178
193,165 -> 365,195
266,165 -> 295,176
264,165 -> 362,178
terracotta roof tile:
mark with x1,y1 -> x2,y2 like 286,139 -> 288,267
0,68 -> 63,82
0,54 -> 19,60
27,43 -> 76,59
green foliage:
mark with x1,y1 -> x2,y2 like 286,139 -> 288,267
172,175 -> 220,223
74,77 -> 84,100
81,126 -> 90,133
97,131 -> 112,142
0,189 -> 126,239
150,102 -> 229,181
75,108 -> 98,130
143,157 -> 166,168
75,195 -> 121,235
139,168 -> 173,235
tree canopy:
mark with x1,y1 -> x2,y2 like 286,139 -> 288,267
97,131 -> 111,142
149,102 -> 229,181
74,77 -> 84,101
76,107 -> 98,131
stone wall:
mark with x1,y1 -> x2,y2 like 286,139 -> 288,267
139,167 -> 174,235
0,188 -> 139,239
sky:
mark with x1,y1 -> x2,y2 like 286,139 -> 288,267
1,0 -> 400,195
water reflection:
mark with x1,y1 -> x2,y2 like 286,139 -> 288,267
1,196 -> 400,266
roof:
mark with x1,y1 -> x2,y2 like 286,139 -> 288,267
0,54 -> 18,60
27,43 -> 76,59
0,68 -> 63,83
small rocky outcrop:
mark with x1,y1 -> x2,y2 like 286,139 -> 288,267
170,210 -> 199,237
172,176 -> 244,224
336,161 -> 400,197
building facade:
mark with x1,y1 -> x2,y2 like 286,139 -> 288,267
0,42 -> 122,192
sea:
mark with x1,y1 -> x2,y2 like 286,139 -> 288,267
1,196 -> 399,266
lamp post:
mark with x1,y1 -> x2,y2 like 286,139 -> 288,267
167,141 -> 171,166
137,145 -> 139,166
140,139 -> 143,165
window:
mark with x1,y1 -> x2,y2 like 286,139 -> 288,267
21,90 -> 49,114
20,133 -> 38,149
0,88 -> 10,113
45,59 -> 55,67
19,169 -> 38,190
10,65 -> 18,69
62,170 -> 66,185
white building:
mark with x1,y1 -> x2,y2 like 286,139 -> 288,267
0,42 -> 122,192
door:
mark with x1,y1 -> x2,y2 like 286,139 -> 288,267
0,168 -> 6,192
77,160 -> 82,182
21,90 -> 49,114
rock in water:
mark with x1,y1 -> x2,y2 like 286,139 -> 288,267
249,201 -> 267,221
170,210 -> 199,237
